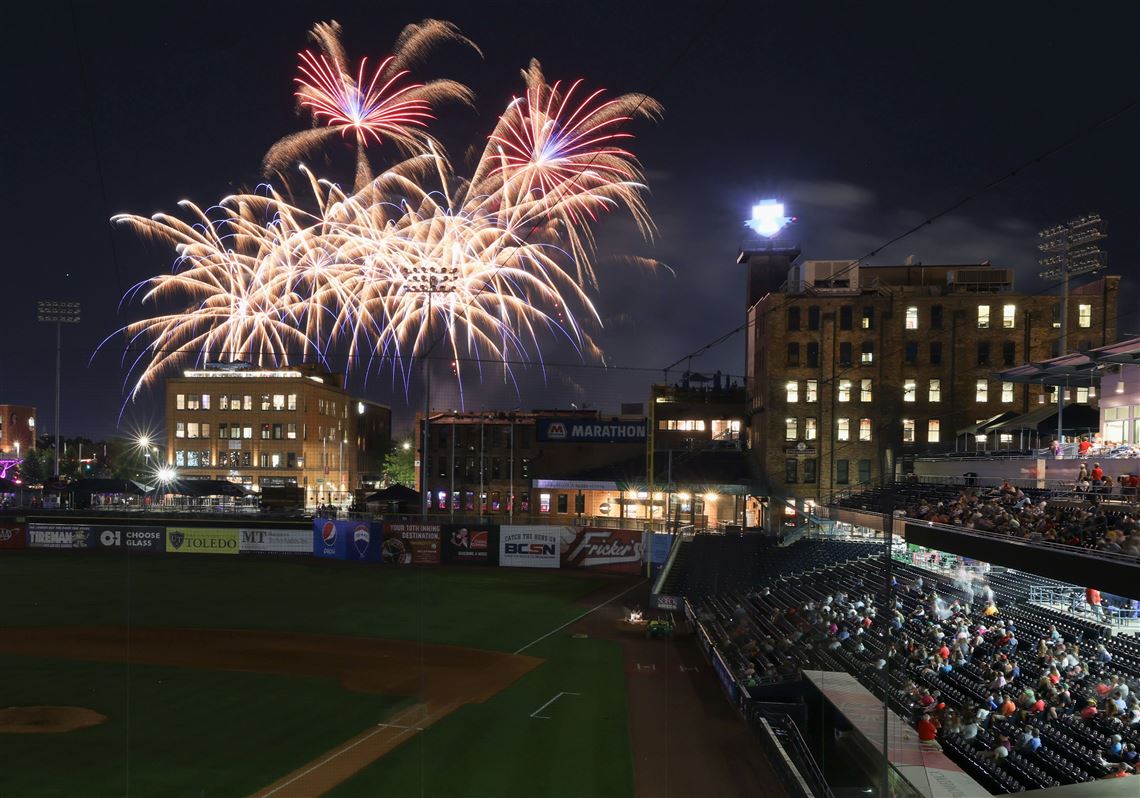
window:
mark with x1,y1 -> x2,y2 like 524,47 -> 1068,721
1076,387 -> 1089,404
260,423 -> 271,440
711,419 -> 741,441
174,450 -> 185,466
273,423 -> 283,440
905,342 -> 918,365
804,459 -> 817,484
976,380 -> 988,402
806,342 -> 819,368
785,381 -> 798,403
858,459 -> 871,484
176,394 -> 185,410
785,418 -> 798,441
905,306 -> 918,330
804,417 -> 817,441
836,460 -> 849,485
838,380 -> 852,402
805,380 -> 818,403
218,396 -> 229,410
286,423 -> 297,439
664,419 -> 706,432
287,394 -> 297,411
186,422 -> 199,439
261,395 -> 271,411
862,307 -> 874,329
242,425 -> 252,439
1001,382 -> 1014,403
175,421 -> 186,439
861,341 -> 874,364
837,418 -> 850,441
902,419 -> 915,442
928,419 -> 941,443
860,379 -> 873,402
557,494 -> 569,514
1078,303 -> 1092,328
242,395 -> 252,411
840,306 -> 852,330
786,343 -> 800,367
903,379 -> 916,402
1003,304 -> 1016,329
1052,305 -> 1061,329
785,459 -> 798,484
808,306 -> 820,331
929,379 -> 941,403
931,305 -> 943,330
1003,341 -> 1016,366
218,423 -> 228,439
977,342 -> 990,366
185,394 -> 201,410
287,452 -> 297,469
930,341 -> 942,364
978,305 -> 990,329
839,342 -> 852,367
273,394 -> 286,411
787,307 -> 801,331
859,418 -> 872,441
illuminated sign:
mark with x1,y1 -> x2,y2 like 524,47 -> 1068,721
535,418 -> 647,443
745,199 -> 793,238
183,370 -> 303,379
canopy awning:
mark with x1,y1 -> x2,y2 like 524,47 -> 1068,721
956,411 -> 1018,437
988,403 -> 1099,435
998,335 -> 1140,386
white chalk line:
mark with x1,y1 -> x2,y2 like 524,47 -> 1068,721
530,691 -> 582,719
259,703 -> 435,798
513,579 -> 647,655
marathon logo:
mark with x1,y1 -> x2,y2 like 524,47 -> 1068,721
546,422 -> 567,439
569,423 -> 645,439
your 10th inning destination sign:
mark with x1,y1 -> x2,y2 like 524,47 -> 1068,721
536,418 -> 647,444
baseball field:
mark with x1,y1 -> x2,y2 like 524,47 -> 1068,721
0,552 -> 639,797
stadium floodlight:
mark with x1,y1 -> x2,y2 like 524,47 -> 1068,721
745,199 -> 794,238
36,300 -> 81,479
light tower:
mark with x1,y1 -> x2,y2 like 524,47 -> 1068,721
36,300 -> 81,478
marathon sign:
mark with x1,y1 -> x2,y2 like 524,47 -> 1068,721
94,526 -> 166,552
560,527 -> 645,574
536,418 -> 647,444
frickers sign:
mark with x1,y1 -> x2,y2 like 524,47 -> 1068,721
0,522 -> 26,550
382,523 -> 441,565
94,526 -> 166,552
560,527 -> 645,574
166,528 -> 239,555
535,418 -> 647,443
28,523 -> 95,549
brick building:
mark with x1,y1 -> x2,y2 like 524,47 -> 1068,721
0,404 -> 37,457
164,364 -> 390,505
742,253 -> 1119,519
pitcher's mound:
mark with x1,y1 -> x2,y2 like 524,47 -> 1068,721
0,706 -> 107,734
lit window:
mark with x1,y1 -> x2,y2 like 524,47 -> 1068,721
288,394 -> 297,411
243,395 -> 252,411
905,306 -> 918,330
176,394 -> 185,410
860,379 -> 873,402
1002,382 -> 1014,403
859,418 -> 872,441
861,307 -> 874,329
187,422 -> 199,439
929,379 -> 941,403
838,380 -> 852,402
785,418 -> 798,441
928,420 -> 941,443
287,423 -> 297,439
976,380 -> 988,402
175,421 -> 186,438
837,418 -> 850,441
1076,387 -> 1089,404
540,493 -> 551,513
1000,433 -> 1013,444
785,381 -> 798,403
270,453 -> 281,468
273,394 -> 286,411
1003,304 -> 1016,329
903,379 -> 916,402
805,380 -> 818,403
805,417 -> 817,441
978,305 -> 990,329
903,419 -> 915,442
861,342 -> 874,364
1078,304 -> 1092,328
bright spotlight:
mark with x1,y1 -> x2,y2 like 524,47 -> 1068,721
746,199 -> 793,237
156,466 -> 177,483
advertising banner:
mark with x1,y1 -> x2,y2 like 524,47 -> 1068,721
442,524 -> 494,566
382,523 -> 441,565
27,523 -> 96,549
499,525 -> 560,568
560,527 -> 645,574
711,646 -> 740,706
166,528 -> 239,555
0,522 -> 27,550
312,519 -> 381,562
93,526 -> 166,552
536,417 -> 646,443
239,528 -> 311,555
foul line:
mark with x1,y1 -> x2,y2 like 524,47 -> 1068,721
259,704 -> 429,798
530,691 -> 581,719
513,579 -> 647,655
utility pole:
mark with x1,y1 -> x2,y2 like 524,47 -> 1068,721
1039,215 -> 1107,449
36,301 -> 81,478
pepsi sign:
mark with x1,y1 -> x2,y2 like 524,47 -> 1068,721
312,519 -> 381,562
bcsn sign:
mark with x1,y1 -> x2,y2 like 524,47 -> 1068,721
536,418 -> 646,443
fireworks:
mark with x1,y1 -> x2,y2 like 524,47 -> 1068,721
263,19 -> 478,191
111,21 -> 660,402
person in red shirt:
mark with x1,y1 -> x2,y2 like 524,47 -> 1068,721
1091,463 -> 1104,481
1081,699 -> 1099,720
1087,587 -> 1104,620
917,717 -> 938,743
1079,438 -> 1093,456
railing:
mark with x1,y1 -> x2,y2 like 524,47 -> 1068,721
751,713 -> 833,798
901,517 -> 1140,567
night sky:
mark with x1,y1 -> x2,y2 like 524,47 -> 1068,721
3,2 -> 1137,440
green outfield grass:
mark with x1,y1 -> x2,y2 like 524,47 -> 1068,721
1,553 -> 636,798
0,657 -> 410,798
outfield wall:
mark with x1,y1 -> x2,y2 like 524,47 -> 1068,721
0,516 -> 651,574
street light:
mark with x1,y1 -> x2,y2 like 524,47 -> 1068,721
36,300 -> 81,479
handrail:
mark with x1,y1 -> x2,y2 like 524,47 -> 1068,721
651,533 -> 683,596
753,715 -> 828,798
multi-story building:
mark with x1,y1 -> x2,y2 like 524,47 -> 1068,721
164,364 -> 390,505
0,404 -> 36,457
742,253 -> 1119,520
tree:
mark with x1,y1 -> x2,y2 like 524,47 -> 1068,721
18,449 -> 49,486
382,440 -> 415,487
